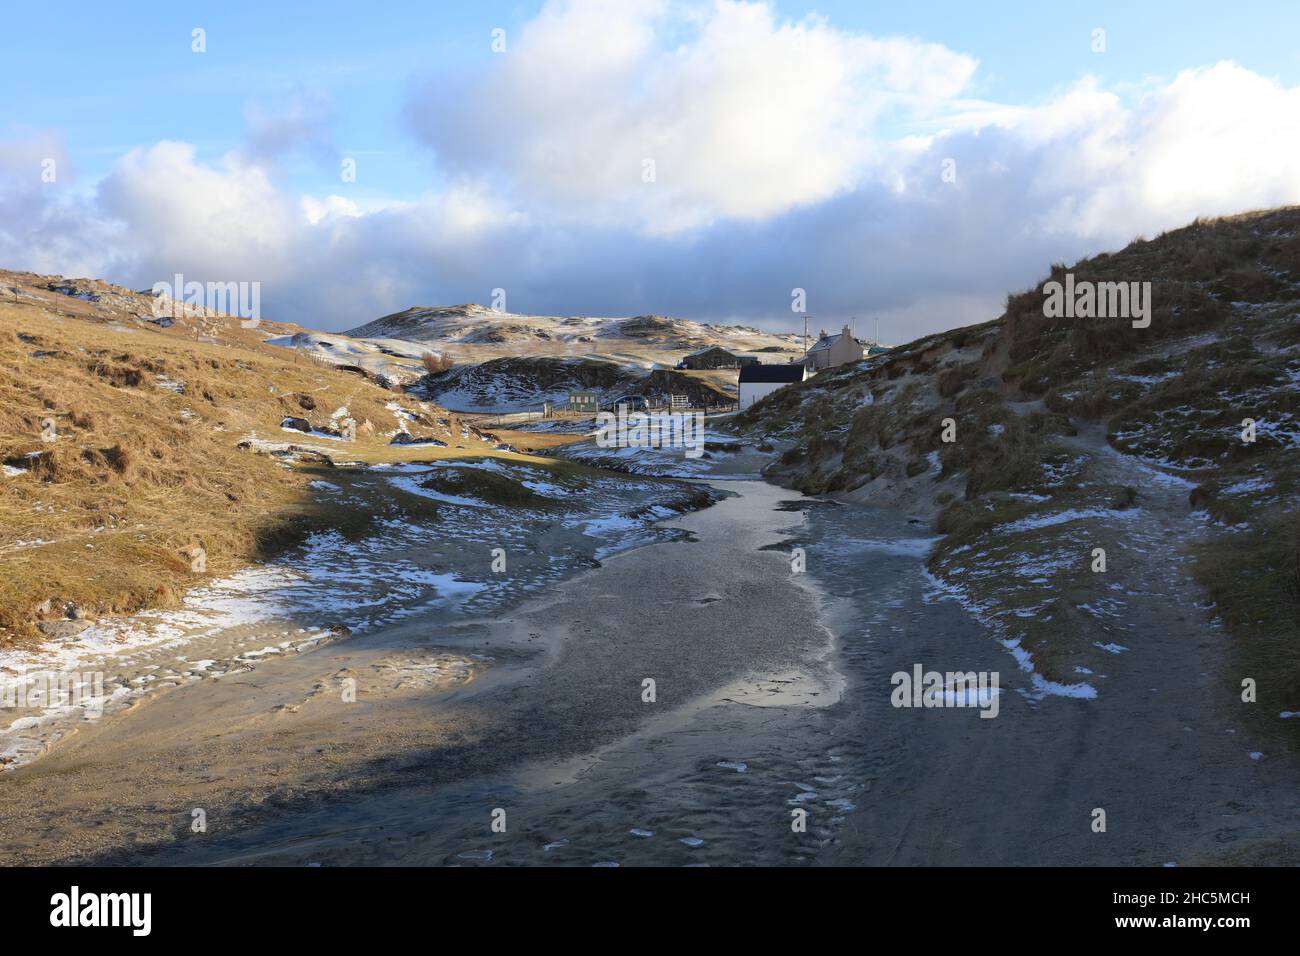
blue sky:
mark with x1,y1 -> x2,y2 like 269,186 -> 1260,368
8,0 -> 1298,194
3,0 -> 1299,336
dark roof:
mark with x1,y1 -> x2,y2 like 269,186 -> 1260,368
739,363 -> 804,384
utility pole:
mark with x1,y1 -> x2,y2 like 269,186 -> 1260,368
803,315 -> 810,357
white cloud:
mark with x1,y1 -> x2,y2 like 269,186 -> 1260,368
301,194 -> 363,225
242,88 -> 337,164
408,0 -> 979,232
1014,62 -> 1300,241
96,142 -> 303,283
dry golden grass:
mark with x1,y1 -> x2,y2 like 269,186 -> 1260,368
0,280 -> 535,647
491,428 -> 588,454
420,351 -> 454,375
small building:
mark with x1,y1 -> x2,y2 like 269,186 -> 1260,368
681,346 -> 739,370
738,363 -> 806,410
804,325 -> 865,373
568,391 -> 599,414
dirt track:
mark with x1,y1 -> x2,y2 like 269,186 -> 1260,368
0,465 -> 1296,865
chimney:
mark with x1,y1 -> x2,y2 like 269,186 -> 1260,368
819,329 -> 827,340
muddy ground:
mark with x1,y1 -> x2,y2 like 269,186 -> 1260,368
1,447 -> 1296,865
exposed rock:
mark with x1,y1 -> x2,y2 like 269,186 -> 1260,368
36,619 -> 91,640
390,432 -> 447,446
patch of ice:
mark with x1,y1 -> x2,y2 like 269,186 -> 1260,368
842,536 -> 940,559
281,426 -> 347,442
1002,638 -> 1098,699
1007,492 -> 1050,503
521,479 -> 569,497
1221,477 -> 1272,496
999,507 -> 1142,534
386,475 -> 485,508
1114,371 -> 1179,386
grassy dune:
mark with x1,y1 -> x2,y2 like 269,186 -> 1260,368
734,207 -> 1300,726
0,276 -> 565,646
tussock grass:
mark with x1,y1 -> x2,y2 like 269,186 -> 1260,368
736,205 -> 1300,697
1192,510 -> 1300,729
0,292 -> 504,646
421,351 -> 454,374
417,465 -> 558,510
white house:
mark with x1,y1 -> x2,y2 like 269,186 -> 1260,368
738,363 -> 806,409
804,324 -> 865,372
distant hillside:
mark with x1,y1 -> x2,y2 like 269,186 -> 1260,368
732,207 -> 1300,732
343,303 -> 804,360
264,329 -> 443,389
341,304 -> 805,412
418,356 -> 733,413
0,270 -> 504,645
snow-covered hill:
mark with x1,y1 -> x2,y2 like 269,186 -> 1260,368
343,304 -> 804,362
